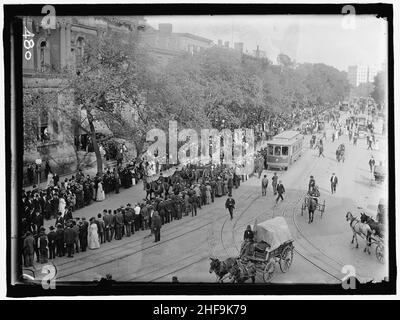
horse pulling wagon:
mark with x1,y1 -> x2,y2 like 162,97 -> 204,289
301,194 -> 326,219
346,211 -> 385,264
209,217 -> 294,283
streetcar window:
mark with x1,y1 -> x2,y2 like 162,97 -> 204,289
268,145 -> 274,155
282,147 -> 288,156
274,146 -> 281,156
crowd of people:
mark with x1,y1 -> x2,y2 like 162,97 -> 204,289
21,163 -> 245,268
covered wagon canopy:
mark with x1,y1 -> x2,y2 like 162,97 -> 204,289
253,217 -> 293,251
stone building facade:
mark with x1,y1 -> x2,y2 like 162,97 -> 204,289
22,16 -> 145,184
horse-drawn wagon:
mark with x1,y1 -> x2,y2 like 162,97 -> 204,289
209,217 -> 295,283
239,217 -> 294,282
346,210 -> 385,264
301,193 -> 326,219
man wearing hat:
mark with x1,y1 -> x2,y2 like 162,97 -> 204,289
272,173 -> 278,195
38,227 -> 48,264
103,209 -> 112,242
330,173 -> 338,194
276,180 -> 285,204
80,217 -> 89,251
225,195 -> 236,220
124,204 -> 134,237
56,223 -> 65,257
47,226 -> 57,260
23,231 -> 35,267
64,222 -> 77,258
308,176 -> 316,193
115,208 -> 124,240
151,211 -> 162,242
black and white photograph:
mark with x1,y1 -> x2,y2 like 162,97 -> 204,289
2,2 -> 396,298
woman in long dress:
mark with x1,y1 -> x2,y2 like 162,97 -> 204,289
46,172 -> 54,188
96,181 -> 105,201
88,219 -> 100,250
58,196 -> 66,217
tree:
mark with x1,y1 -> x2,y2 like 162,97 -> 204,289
67,28 -> 154,173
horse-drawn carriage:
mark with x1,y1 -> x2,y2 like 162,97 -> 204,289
336,144 -> 345,162
301,191 -> 326,219
346,210 -> 385,264
209,217 -> 294,283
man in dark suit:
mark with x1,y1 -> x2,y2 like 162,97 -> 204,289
35,211 -> 44,232
225,195 -> 236,220
124,204 -> 134,236
115,209 -> 124,240
80,218 -> 89,251
47,226 -> 57,260
64,223 -> 77,258
276,180 -> 285,204
38,227 -> 48,264
23,231 -> 35,267
272,173 -> 278,195
55,224 -> 65,257
330,173 -> 338,194
103,209 -> 112,242
151,211 -> 162,242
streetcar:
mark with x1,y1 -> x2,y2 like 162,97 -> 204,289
264,130 -> 303,170
357,115 -> 368,138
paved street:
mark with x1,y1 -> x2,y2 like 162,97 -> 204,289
30,112 -> 388,284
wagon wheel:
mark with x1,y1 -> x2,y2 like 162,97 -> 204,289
375,243 -> 384,264
279,245 -> 294,273
262,260 -> 276,283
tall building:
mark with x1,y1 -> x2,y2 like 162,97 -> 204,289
140,23 -> 214,67
347,64 -> 381,87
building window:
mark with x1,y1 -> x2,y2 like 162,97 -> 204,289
75,37 -> 85,66
38,39 -> 50,72
38,110 -> 50,142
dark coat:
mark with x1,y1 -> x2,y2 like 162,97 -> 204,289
151,214 -> 162,230
23,235 -> 35,254
225,198 -> 235,209
277,184 -> 285,194
64,227 -> 77,245
47,231 -> 57,246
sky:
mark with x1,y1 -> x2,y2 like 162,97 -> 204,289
145,15 -> 388,72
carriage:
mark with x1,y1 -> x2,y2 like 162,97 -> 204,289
301,193 -> 326,218
239,217 -> 295,282
336,144 -> 345,162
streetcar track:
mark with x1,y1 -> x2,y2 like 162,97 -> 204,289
55,189 -> 254,270
57,221 -> 212,279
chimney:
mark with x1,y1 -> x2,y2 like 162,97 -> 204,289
159,23 -> 172,35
